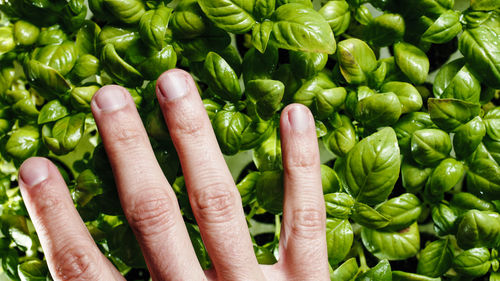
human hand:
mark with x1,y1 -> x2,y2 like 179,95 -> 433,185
18,69 -> 328,281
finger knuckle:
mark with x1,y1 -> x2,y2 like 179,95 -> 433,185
192,182 -> 238,224
290,208 -> 325,239
109,123 -> 147,150
53,244 -> 100,280
169,104 -> 206,138
127,189 -> 178,239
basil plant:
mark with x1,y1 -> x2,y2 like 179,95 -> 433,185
0,0 -> 499,279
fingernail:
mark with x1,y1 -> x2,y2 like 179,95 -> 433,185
288,106 -> 309,132
93,87 -> 127,112
157,70 -> 189,100
20,158 -> 48,187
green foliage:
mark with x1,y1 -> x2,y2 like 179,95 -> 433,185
0,0 -> 499,279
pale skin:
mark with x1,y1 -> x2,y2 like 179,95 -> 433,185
18,69 -> 329,281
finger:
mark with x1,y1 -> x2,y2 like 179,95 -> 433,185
19,157 -> 123,281
156,69 -> 263,280
91,86 -> 205,280
278,104 -> 329,280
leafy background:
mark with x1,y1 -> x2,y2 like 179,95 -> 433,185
0,0 -> 499,280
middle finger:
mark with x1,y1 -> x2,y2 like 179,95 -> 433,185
156,69 -> 264,281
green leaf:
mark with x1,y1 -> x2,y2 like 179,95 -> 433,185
137,45 -> 177,80
433,59 -> 481,103
236,172 -> 258,206
428,98 -> 481,132
321,165 -> 341,194
101,43 -> 143,86
240,118 -> 274,150
326,218 -> 353,266
25,60 -> 71,97
451,192 -> 496,212
289,51 -> 328,79
365,13 -> 405,47
392,271 -> 442,281
270,3 -> 336,54
454,116 -> 486,159
42,113 -> 86,155
323,114 -> 357,157
324,192 -> 354,219
357,259 -> 391,281
98,26 -> 140,55
75,20 -> 101,55
6,126 -> 40,160
13,20 -> 40,46
417,238 -> 453,277
198,0 -> 257,33
253,128 -> 282,171
34,41 -> 77,76
103,0 -> 146,24
251,21 -> 273,53
170,0 -> 209,39
355,93 -> 402,128
344,127 -> 401,205
331,258 -> 358,281
17,259 -> 48,281
246,79 -> 284,120
212,110 -> 250,155
72,54 -> 100,79
381,82 -> 422,114
337,38 -> 377,85
71,85 -> 100,110
37,100 -> 69,124
466,143 -> 500,200
456,210 -> 500,249
242,46 -> 278,84
459,26 -> 500,88
426,158 -> 464,197
484,107 -> 500,141
470,0 -> 500,10
422,10 -> 461,44
453,247 -> 491,277
377,193 -> 423,232
293,72 -> 346,119
394,112 -> 435,154
139,6 -> 172,50
351,202 -> 391,229
431,204 -> 458,236
204,52 -> 241,102
401,158 -> 433,193
410,129 -> 451,166
394,42 -> 429,85
361,222 -> 420,260
0,26 -> 15,55
318,0 -> 351,36
256,170 -> 283,214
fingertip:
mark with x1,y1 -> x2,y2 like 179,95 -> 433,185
19,157 -> 50,188
156,69 -> 194,101
91,85 -> 130,113
281,104 -> 314,133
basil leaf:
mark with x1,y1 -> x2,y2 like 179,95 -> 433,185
324,192 -> 354,219
251,21 -> 273,53
103,0 -> 146,24
351,202 -> 391,229
355,92 -> 402,128
411,129 -> 451,166
17,259 -> 48,281
459,26 -> 500,88
428,98 -> 481,132
204,52 -> 242,102
377,193 -> 423,232
394,42 -> 429,85
337,38 -> 377,85
401,158 -> 433,193
13,20 -> 39,46
433,59 -> 481,103
344,127 -> 401,205
422,10 -> 461,44
426,158 -> 465,197
454,116 -> 486,159
365,13 -> 405,47
393,271 -> 442,281
318,0 -> 350,36
326,218 -> 353,266
256,170 -> 283,214
331,258 -> 358,281
138,6 -> 172,50
417,238 -> 453,277
101,43 -> 143,86
37,99 -> 69,124
323,114 -> 357,157
361,222 -> 420,260
270,3 -> 336,54
137,45 -> 177,80
357,259 -> 391,281
394,112 -> 435,155
253,128 -> 282,171
24,60 -> 71,97
456,210 -> 500,249
484,107 -> 500,141
453,247 -> 491,277
5,126 -> 40,160
381,82 -> 423,114
198,0 -> 256,33
213,110 -> 251,155
431,203 -> 458,236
